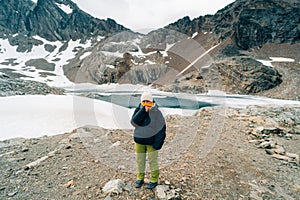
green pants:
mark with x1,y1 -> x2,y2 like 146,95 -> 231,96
135,143 -> 159,183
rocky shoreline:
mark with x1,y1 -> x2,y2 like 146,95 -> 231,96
0,105 -> 299,199
0,76 -> 65,97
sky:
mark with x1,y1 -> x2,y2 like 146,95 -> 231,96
71,0 -> 235,33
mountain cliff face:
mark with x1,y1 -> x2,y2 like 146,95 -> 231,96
0,0 -> 128,51
165,0 -> 300,50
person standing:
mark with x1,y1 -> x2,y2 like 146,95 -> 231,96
131,91 -> 166,189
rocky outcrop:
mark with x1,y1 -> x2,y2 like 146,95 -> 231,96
160,56 -> 283,94
25,59 -> 55,71
216,56 -> 283,94
121,64 -> 169,84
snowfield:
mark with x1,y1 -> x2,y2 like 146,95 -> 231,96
1,87 -> 300,141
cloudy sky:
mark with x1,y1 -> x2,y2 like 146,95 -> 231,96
71,0 -> 235,33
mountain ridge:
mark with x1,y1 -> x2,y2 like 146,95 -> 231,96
0,0 -> 129,51
165,0 -> 300,50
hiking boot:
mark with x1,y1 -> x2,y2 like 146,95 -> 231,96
135,180 -> 144,188
146,182 -> 158,189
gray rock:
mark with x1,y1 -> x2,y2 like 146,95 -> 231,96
274,146 -> 285,155
25,59 -> 55,71
7,191 -> 18,197
272,154 -> 291,162
258,141 -> 276,149
156,185 -> 181,200
104,195 -> 112,200
0,77 -> 65,97
102,179 -> 124,194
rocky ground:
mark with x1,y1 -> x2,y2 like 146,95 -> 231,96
0,75 -> 65,97
0,105 -> 299,200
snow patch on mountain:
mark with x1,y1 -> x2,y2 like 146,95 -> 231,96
55,3 -> 73,14
256,57 -> 296,68
0,36 -> 97,87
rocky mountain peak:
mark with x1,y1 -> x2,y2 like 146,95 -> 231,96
0,0 -> 129,50
166,0 -> 300,50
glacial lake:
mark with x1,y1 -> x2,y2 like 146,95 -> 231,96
67,90 -> 216,109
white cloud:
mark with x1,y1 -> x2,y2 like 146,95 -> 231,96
71,0 -> 235,33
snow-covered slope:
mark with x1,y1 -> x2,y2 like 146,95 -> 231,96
0,36 -> 98,87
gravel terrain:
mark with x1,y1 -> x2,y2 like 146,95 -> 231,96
0,105 -> 299,199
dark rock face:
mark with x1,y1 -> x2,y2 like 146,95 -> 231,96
161,56 -> 283,95
0,0 -> 34,36
0,0 -> 128,42
164,16 -> 207,37
216,57 -> 283,94
165,0 -> 300,50
233,0 -> 300,49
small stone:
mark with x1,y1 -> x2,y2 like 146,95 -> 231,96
16,169 -> 24,175
258,141 -> 275,149
117,165 -> 125,170
248,139 -> 258,143
8,191 -> 18,197
265,149 -> 275,155
256,126 -> 264,132
111,141 -> 121,147
123,184 -> 132,193
104,196 -> 112,200
63,180 -> 75,188
286,153 -> 300,164
286,153 -> 299,159
274,146 -> 285,155
156,185 -> 168,199
102,179 -> 124,194
21,148 -> 29,152
272,154 -> 291,162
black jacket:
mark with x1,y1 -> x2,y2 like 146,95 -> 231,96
131,103 -> 166,150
